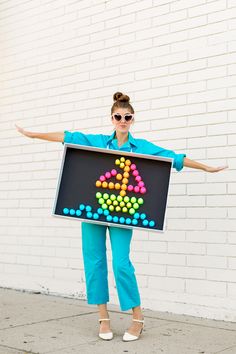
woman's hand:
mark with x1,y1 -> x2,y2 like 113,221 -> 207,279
204,165 -> 229,173
15,124 -> 34,138
183,157 -> 228,172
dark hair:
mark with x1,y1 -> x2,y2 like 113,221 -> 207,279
111,92 -> 134,114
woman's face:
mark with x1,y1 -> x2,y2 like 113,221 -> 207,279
111,108 -> 134,134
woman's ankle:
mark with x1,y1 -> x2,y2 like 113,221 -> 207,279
132,305 -> 143,320
97,303 -> 109,319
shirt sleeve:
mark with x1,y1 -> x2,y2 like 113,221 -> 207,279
62,130 -> 105,147
143,140 -> 186,172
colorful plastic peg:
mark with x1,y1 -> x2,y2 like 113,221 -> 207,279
105,171 -> 111,179
76,210 -> 82,217
132,169 -> 139,177
96,180 -> 102,187
140,187 -> 146,194
149,220 -> 155,227
111,169 -> 117,176
134,186 -> 140,193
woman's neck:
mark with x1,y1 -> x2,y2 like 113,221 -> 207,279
115,131 -> 129,147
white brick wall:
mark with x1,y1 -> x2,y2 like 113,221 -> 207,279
0,0 -> 235,321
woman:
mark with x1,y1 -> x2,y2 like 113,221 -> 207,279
15,92 -> 228,342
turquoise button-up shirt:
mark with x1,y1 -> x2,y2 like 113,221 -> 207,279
63,130 -> 186,172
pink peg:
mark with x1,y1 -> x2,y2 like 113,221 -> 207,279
134,186 -> 140,193
135,175 -> 142,182
127,185 -> 134,192
138,181 -> 145,188
140,187 -> 146,194
132,169 -> 139,177
111,169 -> 117,176
130,164 -> 136,170
105,171 -> 111,179
100,175 -> 106,182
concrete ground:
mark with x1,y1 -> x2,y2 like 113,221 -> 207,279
0,288 -> 236,354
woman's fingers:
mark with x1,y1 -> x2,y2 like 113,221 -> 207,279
206,165 -> 228,173
15,123 -> 27,136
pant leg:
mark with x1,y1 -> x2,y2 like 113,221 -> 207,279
81,222 -> 109,305
109,226 -> 141,311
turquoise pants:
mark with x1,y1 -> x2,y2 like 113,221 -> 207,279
81,222 -> 141,311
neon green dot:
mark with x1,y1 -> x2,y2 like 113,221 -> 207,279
131,197 -> 136,204
133,202 -> 139,209
113,200 -> 118,206
103,193 -> 109,200
137,198 -> 144,205
109,205 -> 114,212
117,195 -> 123,202
102,203 -> 108,209
110,194 -> 116,201
126,202 -> 132,209
96,192 -> 102,199
98,198 -> 104,205
124,196 -> 129,203
116,206 -> 121,212
120,201 -> 125,207
129,208 -> 135,215
122,207 -> 128,213
106,199 -> 112,205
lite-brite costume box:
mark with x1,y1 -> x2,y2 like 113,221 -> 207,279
52,144 -> 173,233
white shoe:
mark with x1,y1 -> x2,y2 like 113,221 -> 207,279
98,318 -> 113,340
123,318 -> 144,342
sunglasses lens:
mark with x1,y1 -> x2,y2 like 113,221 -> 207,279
114,114 -> 122,121
125,115 -> 133,121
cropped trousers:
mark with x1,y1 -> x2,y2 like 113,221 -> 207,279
81,222 -> 141,311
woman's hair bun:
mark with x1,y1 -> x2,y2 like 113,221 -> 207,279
113,92 -> 130,103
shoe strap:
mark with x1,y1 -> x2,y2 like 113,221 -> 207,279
132,319 -> 144,323
99,318 -> 110,322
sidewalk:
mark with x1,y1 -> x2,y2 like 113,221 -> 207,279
0,288 -> 236,354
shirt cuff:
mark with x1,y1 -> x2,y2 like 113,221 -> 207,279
62,130 -> 72,145
174,153 -> 186,171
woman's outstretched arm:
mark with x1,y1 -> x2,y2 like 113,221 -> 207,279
183,157 -> 228,173
15,124 -> 64,142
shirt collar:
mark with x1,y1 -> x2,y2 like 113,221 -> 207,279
107,131 -> 137,147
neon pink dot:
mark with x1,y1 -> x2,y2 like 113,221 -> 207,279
134,186 -> 140,193
135,175 -> 142,182
111,169 -> 117,176
130,164 -> 136,170
138,181 -> 145,188
140,187 -> 146,194
105,171 -> 111,179
132,170 -> 139,177
127,185 -> 134,191
100,175 -> 106,181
